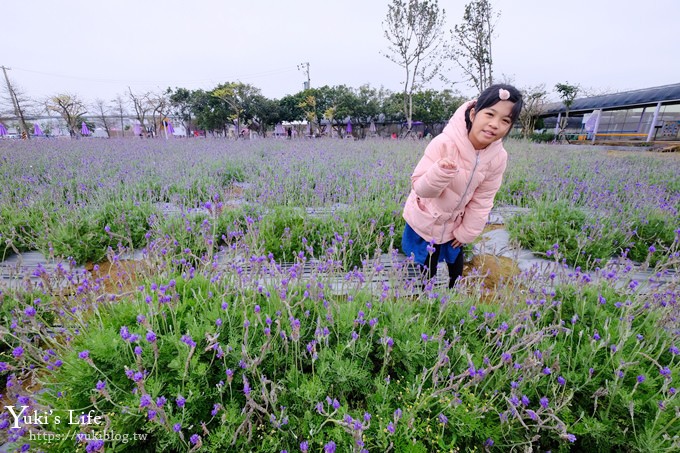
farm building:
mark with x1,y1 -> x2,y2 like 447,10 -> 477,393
540,83 -> 680,142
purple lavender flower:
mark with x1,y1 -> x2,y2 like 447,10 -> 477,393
173,423 -> 181,432
78,350 -> 90,359
120,326 -> 131,340
180,334 -> 196,348
12,347 -> 24,358
190,434 -> 200,445
139,394 -> 152,407
243,377 -> 251,396
540,397 -> 549,408
324,441 -> 336,453
146,331 -> 157,343
300,441 -> 309,452
176,395 -> 186,408
96,380 -> 106,390
438,413 -> 448,425
24,306 -> 36,317
637,375 -> 646,383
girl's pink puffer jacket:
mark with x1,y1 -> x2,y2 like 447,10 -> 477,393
402,100 -> 508,245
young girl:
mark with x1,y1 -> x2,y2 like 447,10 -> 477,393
402,84 -> 523,288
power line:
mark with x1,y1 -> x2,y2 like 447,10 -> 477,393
11,65 -> 300,86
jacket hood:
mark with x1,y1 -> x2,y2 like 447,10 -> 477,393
442,100 -> 504,156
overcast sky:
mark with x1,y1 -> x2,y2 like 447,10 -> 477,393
2,0 -> 679,106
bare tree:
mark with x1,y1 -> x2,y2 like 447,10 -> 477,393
382,0 -> 446,134
46,94 -> 87,138
92,99 -> 112,138
518,84 -> 548,138
0,73 -> 33,138
111,94 -> 127,137
128,87 -> 151,136
448,0 -> 498,92
147,91 -> 170,138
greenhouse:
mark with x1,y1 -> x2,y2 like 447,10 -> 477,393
540,83 -> 680,142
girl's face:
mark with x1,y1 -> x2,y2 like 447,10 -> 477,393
468,100 -> 514,150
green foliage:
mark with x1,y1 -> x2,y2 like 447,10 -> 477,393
528,132 -> 555,143
6,273 -> 675,452
495,177 -> 540,206
47,199 -> 155,264
507,200 -> 627,269
0,204 -> 48,257
627,210 -> 677,265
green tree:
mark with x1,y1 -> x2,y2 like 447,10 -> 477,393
167,87 -> 194,135
279,93 -> 306,122
191,89 -> 230,135
554,82 -> 580,141
250,96 -> 283,137
382,0 -> 446,135
448,0 -> 498,92
212,82 -> 263,138
411,89 -> 464,131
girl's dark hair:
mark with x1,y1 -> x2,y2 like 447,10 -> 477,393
465,84 -> 523,132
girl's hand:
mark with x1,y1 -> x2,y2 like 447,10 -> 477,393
438,158 -> 458,170
451,238 -> 463,248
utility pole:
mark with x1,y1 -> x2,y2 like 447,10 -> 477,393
297,62 -> 310,90
1,65 -> 30,138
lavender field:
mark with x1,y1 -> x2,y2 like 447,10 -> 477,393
0,137 -> 679,452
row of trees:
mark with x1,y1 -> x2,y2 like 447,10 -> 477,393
2,79 -> 556,139
1,81 -> 473,138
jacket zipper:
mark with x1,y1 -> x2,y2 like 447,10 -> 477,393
439,151 -> 481,244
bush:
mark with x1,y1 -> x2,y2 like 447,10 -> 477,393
507,200 -> 627,269
627,211 -> 677,265
47,199 -> 156,264
529,132 -> 556,143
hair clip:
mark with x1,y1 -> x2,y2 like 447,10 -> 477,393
498,88 -> 510,101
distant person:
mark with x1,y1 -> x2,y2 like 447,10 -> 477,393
401,84 -> 523,288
